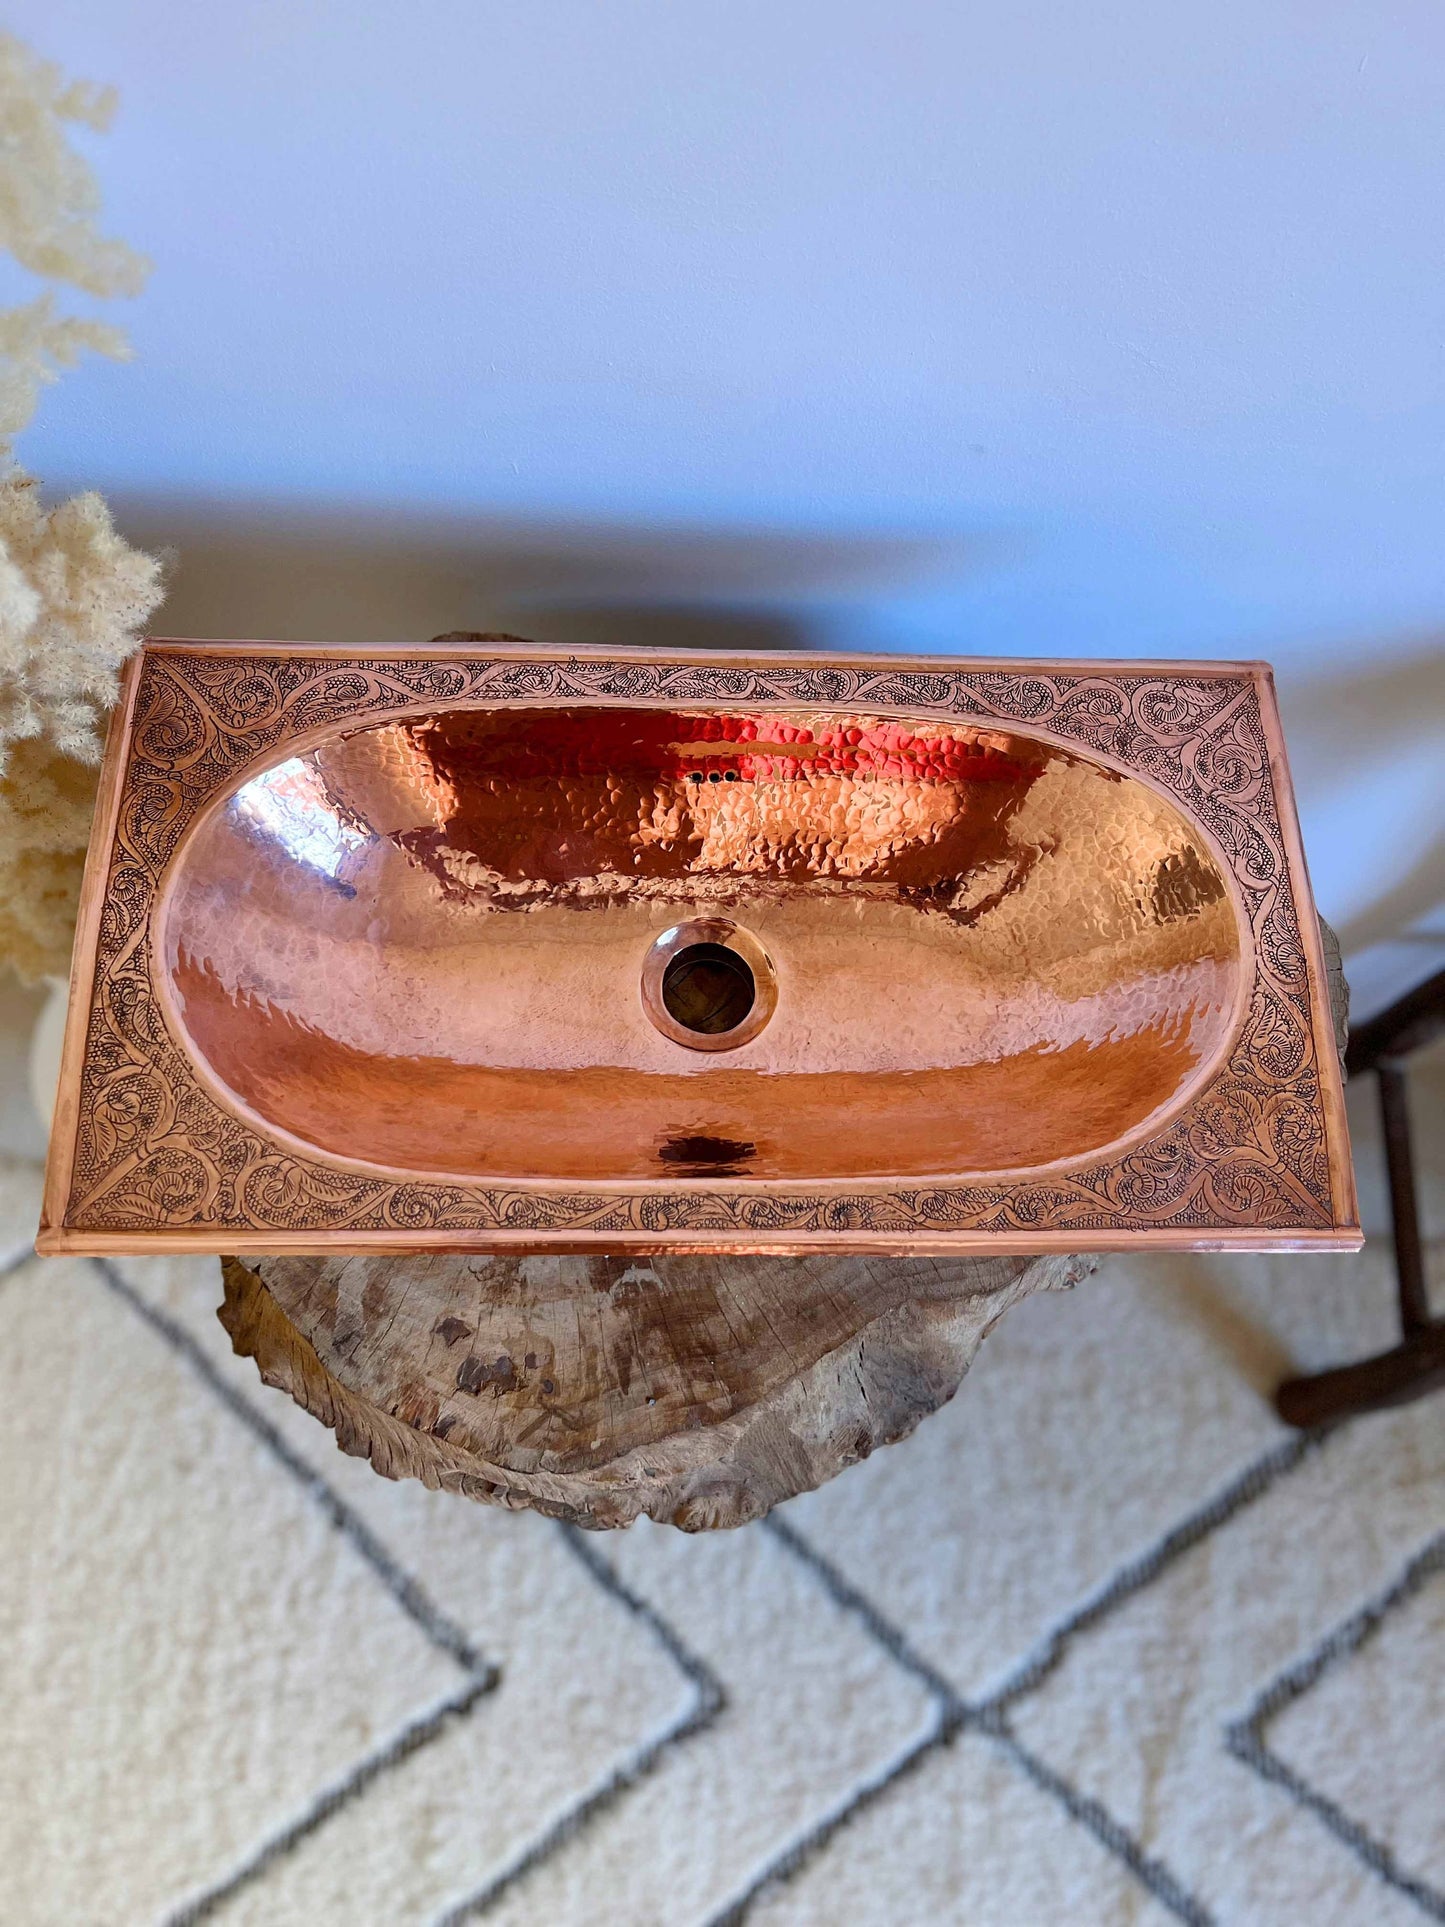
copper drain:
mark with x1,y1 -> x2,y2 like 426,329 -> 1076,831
641,918 -> 778,1052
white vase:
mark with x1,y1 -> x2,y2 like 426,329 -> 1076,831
28,975 -> 68,1135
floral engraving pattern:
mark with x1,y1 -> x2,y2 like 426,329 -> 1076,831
64,651 -> 1341,1241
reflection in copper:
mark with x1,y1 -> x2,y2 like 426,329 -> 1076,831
159,705 -> 1244,1184
232,756 -> 366,880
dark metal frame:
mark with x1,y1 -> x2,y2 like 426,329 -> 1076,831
1276,966 -> 1445,1426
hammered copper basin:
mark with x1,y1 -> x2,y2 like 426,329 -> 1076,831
156,703 -> 1246,1184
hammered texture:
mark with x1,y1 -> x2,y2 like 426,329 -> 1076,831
53,652 -> 1346,1243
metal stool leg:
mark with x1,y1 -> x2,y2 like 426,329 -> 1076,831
1276,1041 -> 1444,1428
1380,1062 -> 1430,1335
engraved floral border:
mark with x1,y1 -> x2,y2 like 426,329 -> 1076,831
65,652 -> 1338,1239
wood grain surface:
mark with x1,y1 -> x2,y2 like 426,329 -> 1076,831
214,924 -> 1348,1529
221,1248 -> 1091,1529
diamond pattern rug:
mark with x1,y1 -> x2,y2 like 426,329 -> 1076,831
1,1058 -> 1441,1927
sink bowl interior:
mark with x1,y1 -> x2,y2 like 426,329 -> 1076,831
157,703 -> 1246,1183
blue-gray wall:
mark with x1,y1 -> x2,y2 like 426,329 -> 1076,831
11,1 -> 1444,1011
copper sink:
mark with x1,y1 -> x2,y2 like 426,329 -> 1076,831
39,641 -> 1358,1256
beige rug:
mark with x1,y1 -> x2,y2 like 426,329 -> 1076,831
1,1056 -> 1441,1927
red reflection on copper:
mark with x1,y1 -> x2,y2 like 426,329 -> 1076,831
159,703 -> 1243,1187
376,707 -> 1049,896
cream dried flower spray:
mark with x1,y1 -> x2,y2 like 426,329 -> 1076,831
0,31 -> 162,978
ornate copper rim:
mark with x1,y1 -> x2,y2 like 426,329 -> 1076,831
135,685 -> 1257,1194
37,643 -> 1360,1254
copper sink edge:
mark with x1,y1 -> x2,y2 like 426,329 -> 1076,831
41,642 -> 1358,1254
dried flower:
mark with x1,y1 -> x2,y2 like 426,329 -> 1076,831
0,733 -> 98,981
0,33 -> 148,297
0,471 -> 162,763
0,293 -> 130,440
0,31 -> 163,978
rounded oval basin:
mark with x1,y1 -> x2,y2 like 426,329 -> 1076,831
156,704 -> 1246,1183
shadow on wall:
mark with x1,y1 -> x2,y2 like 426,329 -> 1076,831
1276,643 -> 1445,1015
121,496 -> 993,654
118,495 -> 1444,1008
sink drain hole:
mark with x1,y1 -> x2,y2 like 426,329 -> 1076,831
641,918 -> 776,1051
661,943 -> 756,1035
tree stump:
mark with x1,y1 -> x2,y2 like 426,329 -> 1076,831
219,1250 -> 1091,1530
216,922 -> 1346,1531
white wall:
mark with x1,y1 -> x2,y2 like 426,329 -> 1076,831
9,1 -> 1444,1012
